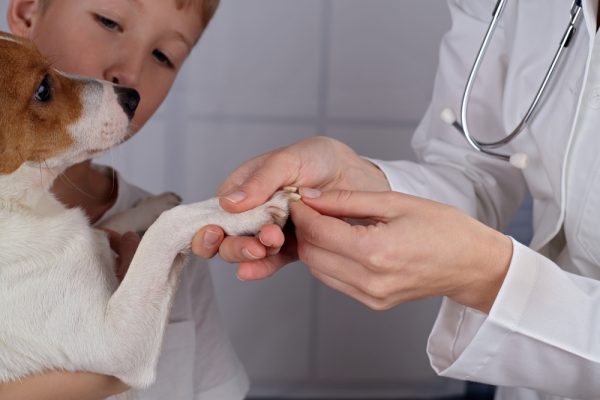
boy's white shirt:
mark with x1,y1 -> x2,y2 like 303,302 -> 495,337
95,166 -> 249,400
368,0 -> 600,399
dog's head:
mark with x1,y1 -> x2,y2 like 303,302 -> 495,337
0,32 -> 140,175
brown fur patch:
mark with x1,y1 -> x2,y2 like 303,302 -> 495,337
0,32 -> 83,174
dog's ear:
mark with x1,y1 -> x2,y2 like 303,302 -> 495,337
0,133 -> 27,175
0,35 -> 30,174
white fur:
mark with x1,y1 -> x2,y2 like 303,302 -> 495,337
0,57 -> 296,388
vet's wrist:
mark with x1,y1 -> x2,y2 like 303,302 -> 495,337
450,232 -> 512,314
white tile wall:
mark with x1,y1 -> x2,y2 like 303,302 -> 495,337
327,0 -> 451,122
327,125 -> 419,162
185,0 -> 324,119
314,291 -> 463,396
211,259 -> 314,383
176,121 -> 316,201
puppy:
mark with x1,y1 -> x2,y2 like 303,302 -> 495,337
0,32 -> 299,390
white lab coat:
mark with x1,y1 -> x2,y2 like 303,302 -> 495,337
370,0 -> 600,399
95,167 -> 249,400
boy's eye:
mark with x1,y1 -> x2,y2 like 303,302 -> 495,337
33,75 -> 52,103
153,50 -> 174,69
94,14 -> 122,32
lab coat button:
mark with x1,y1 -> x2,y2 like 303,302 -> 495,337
589,87 -> 600,109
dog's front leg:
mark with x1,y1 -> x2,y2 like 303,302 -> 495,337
101,190 -> 299,388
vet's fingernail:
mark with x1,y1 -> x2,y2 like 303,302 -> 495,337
203,229 -> 220,247
236,272 -> 247,281
223,191 -> 247,204
242,248 -> 260,260
258,234 -> 272,247
300,188 -> 321,199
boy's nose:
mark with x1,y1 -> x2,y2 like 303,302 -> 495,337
105,53 -> 143,89
114,86 -> 141,120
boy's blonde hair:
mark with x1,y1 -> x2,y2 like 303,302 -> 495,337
38,0 -> 220,29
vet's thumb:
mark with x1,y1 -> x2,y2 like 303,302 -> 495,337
219,158 -> 296,213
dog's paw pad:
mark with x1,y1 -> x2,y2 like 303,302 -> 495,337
267,206 -> 288,227
263,190 -> 302,227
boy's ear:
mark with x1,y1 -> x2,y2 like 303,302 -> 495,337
7,0 -> 40,38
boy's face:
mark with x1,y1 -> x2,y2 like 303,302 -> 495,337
10,0 -> 203,133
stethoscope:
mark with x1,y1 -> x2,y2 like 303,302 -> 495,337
440,0 -> 583,169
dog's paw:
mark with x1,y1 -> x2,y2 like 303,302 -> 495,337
219,188 -> 301,236
263,187 -> 302,228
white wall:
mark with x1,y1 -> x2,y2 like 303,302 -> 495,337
1,1 -> 471,397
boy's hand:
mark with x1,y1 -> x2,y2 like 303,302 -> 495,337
104,230 -> 141,281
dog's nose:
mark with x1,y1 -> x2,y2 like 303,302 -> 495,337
114,86 -> 140,120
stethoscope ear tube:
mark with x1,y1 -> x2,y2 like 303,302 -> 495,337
442,0 -> 582,169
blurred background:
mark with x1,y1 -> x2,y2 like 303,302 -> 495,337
1,1 -> 532,398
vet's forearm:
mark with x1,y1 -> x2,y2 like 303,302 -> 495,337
0,371 -> 128,400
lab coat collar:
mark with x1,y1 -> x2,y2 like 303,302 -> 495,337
581,0 -> 599,39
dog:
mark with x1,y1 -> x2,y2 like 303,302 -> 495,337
0,32 -> 299,391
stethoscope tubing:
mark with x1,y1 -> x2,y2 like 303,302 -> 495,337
450,0 -> 583,166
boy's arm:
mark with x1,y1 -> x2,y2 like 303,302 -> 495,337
0,371 -> 129,400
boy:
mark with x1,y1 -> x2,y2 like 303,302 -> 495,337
1,0 -> 249,399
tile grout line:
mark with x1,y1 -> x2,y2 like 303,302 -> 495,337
306,0 -> 334,385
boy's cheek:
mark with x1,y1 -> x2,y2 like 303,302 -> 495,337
131,78 -> 175,131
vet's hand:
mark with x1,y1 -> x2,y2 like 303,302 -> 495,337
105,230 -> 141,281
192,136 -> 390,280
290,189 -> 513,313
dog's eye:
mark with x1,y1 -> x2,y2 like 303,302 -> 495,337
34,75 -> 52,103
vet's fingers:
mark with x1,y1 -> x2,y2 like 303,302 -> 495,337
218,152 -> 298,213
310,269 -> 396,311
300,189 -> 402,221
296,238 -> 372,292
297,234 -> 401,310
291,201 -> 372,262
258,224 -> 286,256
236,251 -> 297,280
116,231 -> 140,281
218,236 -> 268,263
191,226 -> 225,259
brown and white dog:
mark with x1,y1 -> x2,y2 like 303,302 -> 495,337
0,32 -> 298,390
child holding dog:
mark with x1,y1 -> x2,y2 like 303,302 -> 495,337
1,0 -> 249,399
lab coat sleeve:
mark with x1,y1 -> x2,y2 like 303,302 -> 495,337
427,239 -> 600,398
369,0 -> 527,230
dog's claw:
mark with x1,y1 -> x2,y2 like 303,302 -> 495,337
268,206 -> 287,219
288,193 -> 301,202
